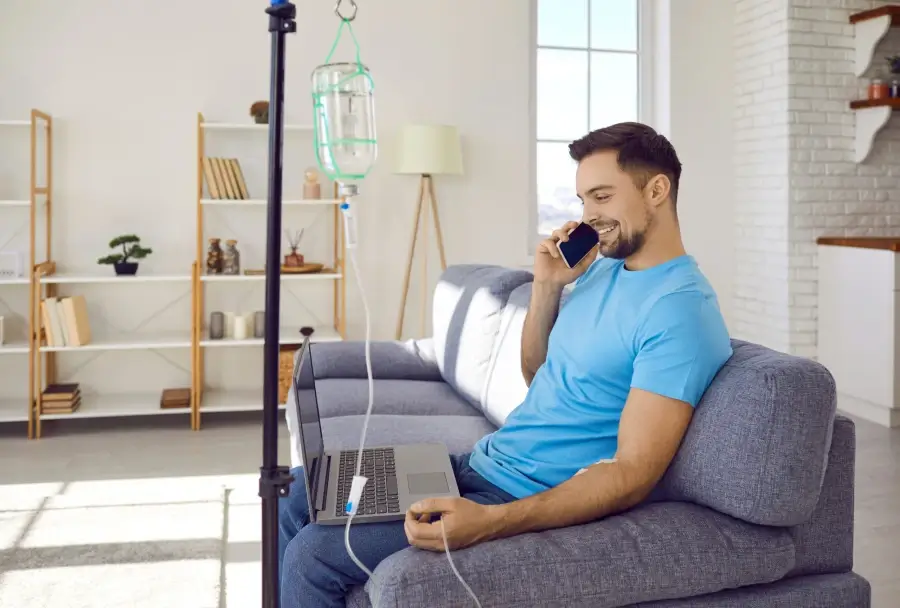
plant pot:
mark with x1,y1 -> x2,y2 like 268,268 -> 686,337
114,262 -> 138,276
254,111 -> 268,124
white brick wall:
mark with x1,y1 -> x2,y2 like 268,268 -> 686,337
733,0 -> 792,353
734,0 -> 900,358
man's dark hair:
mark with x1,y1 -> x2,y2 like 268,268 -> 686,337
569,122 -> 682,205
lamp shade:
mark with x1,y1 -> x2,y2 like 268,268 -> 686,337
393,124 -> 463,176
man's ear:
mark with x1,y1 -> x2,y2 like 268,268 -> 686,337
645,174 -> 671,208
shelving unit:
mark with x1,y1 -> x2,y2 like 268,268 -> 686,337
849,6 -> 900,163
0,110 -> 52,436
191,112 -> 347,430
31,261 -> 195,438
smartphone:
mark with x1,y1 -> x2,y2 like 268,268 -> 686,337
556,222 -> 600,269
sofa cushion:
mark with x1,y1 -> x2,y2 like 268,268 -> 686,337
649,340 -> 837,527
355,501 -> 794,608
481,282 -> 573,427
310,339 -> 443,381
431,264 -> 533,410
314,378 -> 481,419
322,414 -> 496,456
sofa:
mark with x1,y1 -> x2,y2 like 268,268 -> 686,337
287,264 -> 871,607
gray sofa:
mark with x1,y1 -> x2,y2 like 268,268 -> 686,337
288,264 -> 871,607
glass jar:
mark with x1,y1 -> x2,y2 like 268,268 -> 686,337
206,238 -> 224,275
223,239 -> 241,275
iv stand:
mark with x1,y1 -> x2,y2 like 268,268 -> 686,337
259,2 -> 296,607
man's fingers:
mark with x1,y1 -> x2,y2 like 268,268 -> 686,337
404,511 -> 444,543
410,497 -> 456,515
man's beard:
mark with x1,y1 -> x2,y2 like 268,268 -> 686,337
600,230 -> 645,259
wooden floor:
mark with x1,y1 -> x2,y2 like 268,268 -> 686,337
0,411 -> 897,606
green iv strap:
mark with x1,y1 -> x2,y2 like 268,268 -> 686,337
313,19 -> 377,182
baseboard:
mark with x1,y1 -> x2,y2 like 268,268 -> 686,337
836,392 -> 900,428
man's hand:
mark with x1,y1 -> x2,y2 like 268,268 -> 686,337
534,220 -> 598,287
404,497 -> 503,551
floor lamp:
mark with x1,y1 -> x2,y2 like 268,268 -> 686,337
393,124 -> 463,340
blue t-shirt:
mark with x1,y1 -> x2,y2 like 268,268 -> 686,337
468,254 -> 733,499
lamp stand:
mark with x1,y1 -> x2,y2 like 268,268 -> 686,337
395,173 -> 447,340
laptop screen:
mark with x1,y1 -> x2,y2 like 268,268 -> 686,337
292,340 -> 325,486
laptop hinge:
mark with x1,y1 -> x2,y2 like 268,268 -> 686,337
314,454 -> 331,512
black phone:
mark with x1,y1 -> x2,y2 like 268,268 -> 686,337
556,222 -> 600,268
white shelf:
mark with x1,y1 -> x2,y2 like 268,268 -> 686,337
200,326 -> 341,348
41,271 -> 192,284
0,276 -> 29,286
0,397 -> 27,423
201,122 -> 313,132
0,199 -> 29,207
39,392 -> 191,420
0,120 -> 30,127
201,198 -> 342,206
199,388 -> 286,413
40,332 -> 192,352
0,341 -> 29,355
201,271 -> 341,282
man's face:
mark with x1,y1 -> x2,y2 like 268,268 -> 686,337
575,150 -> 655,260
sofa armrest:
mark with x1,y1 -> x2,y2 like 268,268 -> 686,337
310,338 -> 443,382
365,502 -> 794,607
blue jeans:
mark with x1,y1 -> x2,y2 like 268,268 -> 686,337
278,452 -> 516,608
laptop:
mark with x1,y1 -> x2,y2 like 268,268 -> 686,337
291,337 -> 460,525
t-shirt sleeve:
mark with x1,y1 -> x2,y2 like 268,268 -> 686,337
630,291 -> 733,407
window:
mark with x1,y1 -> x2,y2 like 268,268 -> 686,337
531,0 -> 648,241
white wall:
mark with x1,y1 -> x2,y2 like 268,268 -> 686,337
661,0 -> 736,329
0,0 -> 736,401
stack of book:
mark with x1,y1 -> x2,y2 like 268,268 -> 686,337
41,295 -> 92,347
42,383 -> 81,415
202,157 -> 250,200
160,388 -> 191,409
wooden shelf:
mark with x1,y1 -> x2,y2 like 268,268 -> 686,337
199,326 -> 341,347
40,332 -> 193,353
849,6 -> 900,25
200,198 -> 342,206
41,271 -> 192,284
200,122 -> 312,132
850,98 -> 900,110
0,341 -> 30,355
200,271 -> 342,282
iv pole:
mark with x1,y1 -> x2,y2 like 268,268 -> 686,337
260,1 -> 296,607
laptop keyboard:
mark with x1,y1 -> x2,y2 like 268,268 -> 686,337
336,448 -> 401,516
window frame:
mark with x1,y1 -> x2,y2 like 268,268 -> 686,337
527,0 -> 656,258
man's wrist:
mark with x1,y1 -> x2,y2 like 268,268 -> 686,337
532,280 -> 566,298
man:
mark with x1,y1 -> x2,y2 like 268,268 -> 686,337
278,121 -> 733,607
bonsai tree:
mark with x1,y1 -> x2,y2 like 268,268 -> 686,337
97,234 -> 153,275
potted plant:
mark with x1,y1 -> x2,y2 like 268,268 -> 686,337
97,234 -> 153,276
250,100 -> 269,124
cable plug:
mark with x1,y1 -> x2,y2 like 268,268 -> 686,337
340,202 -> 358,250
345,475 -> 368,516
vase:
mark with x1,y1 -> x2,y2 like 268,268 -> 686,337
209,312 -> 225,340
284,248 -> 304,267
223,239 -> 241,275
114,262 -> 138,276
254,311 -> 265,338
207,238 -> 223,274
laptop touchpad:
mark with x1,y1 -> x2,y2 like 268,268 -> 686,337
407,472 -> 449,494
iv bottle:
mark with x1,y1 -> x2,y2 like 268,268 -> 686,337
311,62 -> 378,182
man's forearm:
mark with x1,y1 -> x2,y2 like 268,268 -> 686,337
487,461 -> 653,539
520,281 -> 564,385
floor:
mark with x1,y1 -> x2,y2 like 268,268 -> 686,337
0,412 -> 897,608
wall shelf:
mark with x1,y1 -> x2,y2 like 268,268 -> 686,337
850,6 -> 900,76
849,98 -> 899,163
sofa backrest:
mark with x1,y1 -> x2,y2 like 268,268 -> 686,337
650,339 -> 838,527
431,265 -> 533,409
